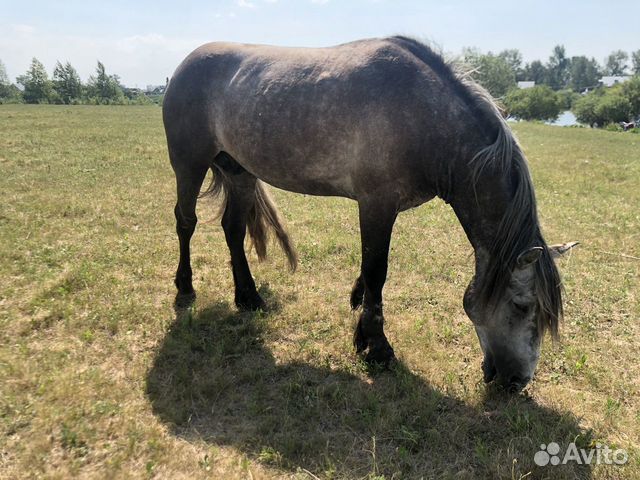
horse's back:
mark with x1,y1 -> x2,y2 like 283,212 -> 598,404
174,38 -> 399,73
165,37 -> 413,107
162,38 -> 454,202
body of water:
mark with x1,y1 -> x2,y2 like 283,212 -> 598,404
507,110 -> 579,126
548,110 -> 578,127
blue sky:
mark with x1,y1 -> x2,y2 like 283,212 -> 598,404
1,0 -> 638,87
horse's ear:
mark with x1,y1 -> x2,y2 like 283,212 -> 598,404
548,241 -> 579,260
517,247 -> 543,268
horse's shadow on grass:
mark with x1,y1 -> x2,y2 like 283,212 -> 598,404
146,297 -> 593,479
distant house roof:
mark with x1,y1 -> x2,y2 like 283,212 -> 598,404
599,76 -> 631,87
517,81 -> 535,89
145,85 -> 166,95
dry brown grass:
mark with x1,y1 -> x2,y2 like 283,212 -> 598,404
1,105 -> 638,479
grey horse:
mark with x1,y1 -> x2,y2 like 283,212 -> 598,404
162,36 -> 577,392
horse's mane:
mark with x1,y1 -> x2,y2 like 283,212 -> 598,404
389,36 -> 562,338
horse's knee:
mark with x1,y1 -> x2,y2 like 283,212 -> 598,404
175,205 -> 197,235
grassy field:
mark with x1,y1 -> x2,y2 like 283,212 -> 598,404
0,105 -> 638,479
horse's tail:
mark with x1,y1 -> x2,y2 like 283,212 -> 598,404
202,166 -> 297,272
249,180 -> 298,272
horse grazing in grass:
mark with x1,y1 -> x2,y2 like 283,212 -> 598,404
163,36 -> 577,392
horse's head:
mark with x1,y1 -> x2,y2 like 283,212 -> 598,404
464,242 -> 578,392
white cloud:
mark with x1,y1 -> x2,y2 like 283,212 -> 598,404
11,24 -> 36,35
0,27 -> 208,87
236,0 -> 256,8
117,33 -> 167,51
213,12 -> 239,18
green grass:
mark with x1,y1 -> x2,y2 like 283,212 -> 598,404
1,105 -> 638,479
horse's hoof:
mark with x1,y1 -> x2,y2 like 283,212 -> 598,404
174,291 -> 196,309
235,291 -> 267,311
363,338 -> 395,367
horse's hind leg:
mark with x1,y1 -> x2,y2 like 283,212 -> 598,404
172,158 -> 208,305
353,198 -> 397,365
220,170 -> 266,311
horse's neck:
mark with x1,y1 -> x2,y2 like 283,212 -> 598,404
449,167 -> 513,256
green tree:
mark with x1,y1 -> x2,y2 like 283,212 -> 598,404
569,56 -> 601,92
547,45 -> 570,90
604,50 -> 629,76
462,48 -> 516,98
498,49 -> 524,80
556,89 -> 579,110
632,50 -> 640,75
53,61 -> 83,104
621,76 -> 640,117
0,59 -> 9,85
504,85 -> 561,121
0,60 -> 22,103
522,60 -> 547,85
16,58 -> 53,103
0,60 -> 17,102
87,61 -> 125,104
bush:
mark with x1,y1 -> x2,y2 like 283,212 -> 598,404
595,93 -> 632,124
145,94 -> 164,106
131,94 -> 153,105
504,85 -> 561,121
573,80 -> 639,127
573,93 -> 603,127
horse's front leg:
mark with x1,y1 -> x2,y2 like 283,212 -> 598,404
353,197 -> 397,366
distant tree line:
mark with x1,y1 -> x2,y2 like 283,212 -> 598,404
0,58 -> 156,105
460,46 -> 640,127
462,46 -> 640,97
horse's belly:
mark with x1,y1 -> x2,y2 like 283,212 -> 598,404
232,150 -> 356,198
